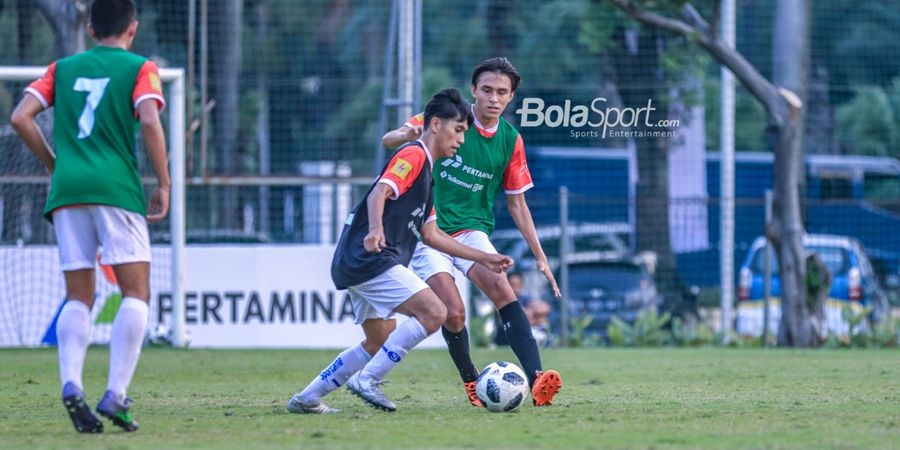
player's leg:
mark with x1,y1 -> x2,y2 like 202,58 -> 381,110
288,318 -> 394,414
348,266 -> 445,411
463,231 -> 562,406
93,206 -> 151,431
412,242 -> 482,406
53,208 -> 104,433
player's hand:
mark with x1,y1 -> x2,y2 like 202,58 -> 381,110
364,230 -> 387,253
404,125 -> 423,142
537,258 -> 561,298
147,185 -> 170,223
480,253 -> 514,273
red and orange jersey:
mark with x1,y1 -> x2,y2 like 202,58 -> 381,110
378,144 -> 429,199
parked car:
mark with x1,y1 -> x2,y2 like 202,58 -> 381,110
549,258 -> 662,338
736,234 -> 890,337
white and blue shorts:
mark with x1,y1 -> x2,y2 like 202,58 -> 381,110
348,264 -> 429,324
411,230 -> 497,282
53,205 -> 151,271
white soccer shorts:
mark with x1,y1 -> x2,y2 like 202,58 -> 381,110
53,205 -> 151,271
411,230 -> 497,282
348,264 -> 429,324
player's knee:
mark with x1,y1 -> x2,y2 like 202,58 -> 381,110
486,276 -> 516,307
419,298 -> 447,334
444,309 -> 466,332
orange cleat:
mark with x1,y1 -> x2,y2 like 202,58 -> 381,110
464,381 -> 484,408
531,370 -> 562,406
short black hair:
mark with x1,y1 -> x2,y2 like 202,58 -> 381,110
423,88 -> 473,130
90,0 -> 136,39
471,57 -> 521,92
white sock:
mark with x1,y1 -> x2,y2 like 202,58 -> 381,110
107,297 -> 148,402
57,300 -> 92,392
297,344 -> 371,404
359,317 -> 428,383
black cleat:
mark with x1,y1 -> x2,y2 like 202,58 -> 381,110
62,382 -> 103,433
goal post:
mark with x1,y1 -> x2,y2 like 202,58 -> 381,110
0,65 -> 186,348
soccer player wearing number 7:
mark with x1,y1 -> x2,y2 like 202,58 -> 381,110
10,0 -> 168,433
287,89 -> 513,413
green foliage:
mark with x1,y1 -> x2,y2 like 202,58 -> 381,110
566,315 -> 599,347
704,80 -> 768,151
607,309 -> 671,347
837,87 -> 896,157
670,316 -> 715,347
825,306 -> 900,348
468,313 -> 492,348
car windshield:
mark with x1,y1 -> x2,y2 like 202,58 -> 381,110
751,245 -> 850,276
569,264 -> 645,293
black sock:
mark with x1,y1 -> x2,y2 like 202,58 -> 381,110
441,325 -> 480,383
499,302 -> 543,386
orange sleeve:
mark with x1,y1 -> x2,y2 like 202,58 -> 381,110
378,146 -> 427,199
503,134 -> 534,194
133,60 -> 166,116
425,207 -> 437,224
403,113 -> 425,128
25,62 -> 57,109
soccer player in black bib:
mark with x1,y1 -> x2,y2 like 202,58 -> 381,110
287,89 -> 513,413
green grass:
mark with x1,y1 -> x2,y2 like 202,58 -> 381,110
1,348 -> 899,449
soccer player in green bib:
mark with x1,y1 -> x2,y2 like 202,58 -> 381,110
382,57 -> 562,407
10,0 -> 169,433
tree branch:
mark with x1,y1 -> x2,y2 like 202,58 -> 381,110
607,0 -> 788,126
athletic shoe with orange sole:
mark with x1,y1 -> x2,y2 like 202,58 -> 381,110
531,370 -> 562,406
463,381 -> 484,408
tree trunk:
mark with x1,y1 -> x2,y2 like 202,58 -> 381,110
611,26 -> 683,307
607,0 -> 813,347
486,0 -> 511,57
36,0 -> 87,58
210,0 -> 243,229
17,0 -> 34,63
772,0 -> 814,347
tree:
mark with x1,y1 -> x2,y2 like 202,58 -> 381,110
36,0 -> 87,58
209,0 -> 242,229
609,0 -> 816,346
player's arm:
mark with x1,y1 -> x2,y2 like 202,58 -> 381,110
381,125 -> 422,149
139,100 -> 171,223
421,221 -> 513,273
364,183 -> 392,252
381,113 -> 424,149
507,193 -> 560,297
10,94 -> 55,174
503,134 -> 561,297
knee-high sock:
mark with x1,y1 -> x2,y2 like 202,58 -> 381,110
57,300 -> 92,392
499,302 -> 543,386
441,326 -> 479,383
359,317 -> 427,382
297,343 -> 371,404
107,297 -> 148,402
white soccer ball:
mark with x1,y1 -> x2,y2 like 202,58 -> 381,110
146,324 -> 171,345
146,324 -> 192,348
475,361 -> 530,412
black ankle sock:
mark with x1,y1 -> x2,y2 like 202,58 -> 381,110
441,325 -> 480,383
499,302 -> 543,386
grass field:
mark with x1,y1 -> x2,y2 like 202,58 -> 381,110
1,347 -> 899,449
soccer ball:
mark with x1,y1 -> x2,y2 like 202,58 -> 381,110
146,324 -> 171,346
475,361 -> 529,412
146,324 -> 192,347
